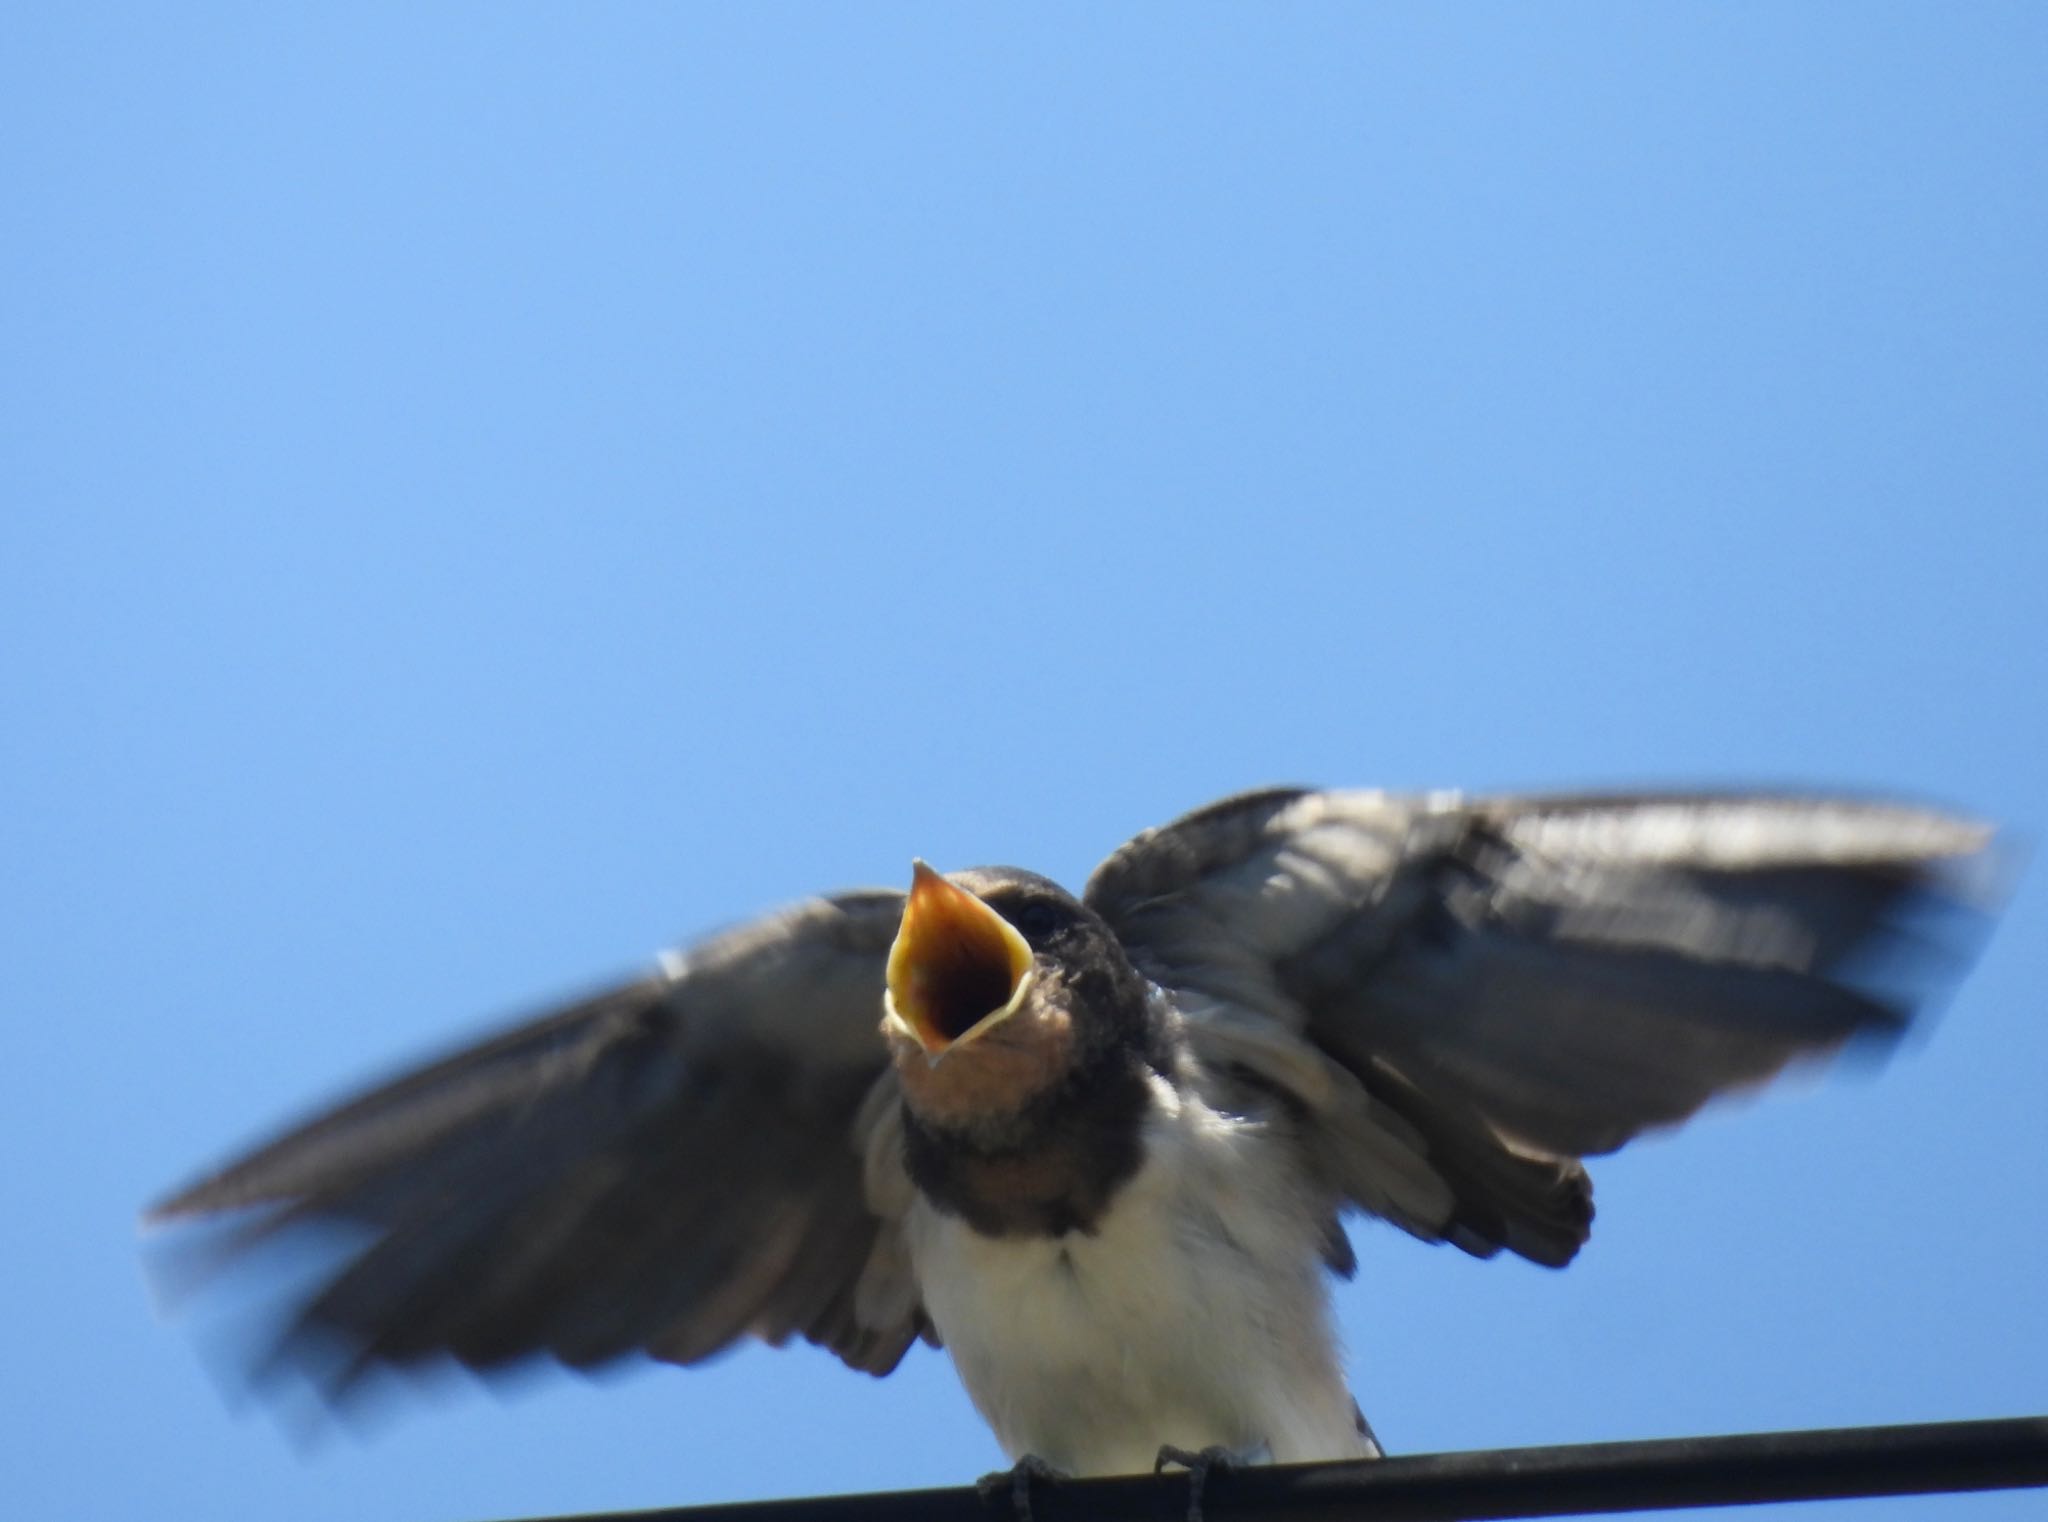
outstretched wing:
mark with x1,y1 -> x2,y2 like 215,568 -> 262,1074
147,890 -> 928,1394
1087,788 -> 2001,1268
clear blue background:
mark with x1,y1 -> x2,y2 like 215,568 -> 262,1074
5,6 -> 2044,1520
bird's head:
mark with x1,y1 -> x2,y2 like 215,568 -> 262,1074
881,862 -> 1155,1129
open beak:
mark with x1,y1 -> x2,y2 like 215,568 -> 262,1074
883,862 -> 1037,1059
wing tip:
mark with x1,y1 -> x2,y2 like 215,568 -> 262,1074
140,1183 -> 220,1229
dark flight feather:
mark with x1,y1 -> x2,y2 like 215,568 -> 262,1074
1088,789 -> 1999,1265
149,892 -> 923,1390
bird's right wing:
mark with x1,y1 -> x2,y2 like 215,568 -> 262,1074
1088,788 -> 2003,1268
146,890 -> 928,1398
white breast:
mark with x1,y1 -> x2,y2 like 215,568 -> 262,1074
906,1075 -> 1370,1476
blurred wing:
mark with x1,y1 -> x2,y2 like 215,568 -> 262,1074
1087,788 -> 2001,1267
147,890 -> 929,1393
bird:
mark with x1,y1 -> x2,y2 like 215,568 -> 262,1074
147,786 -> 2003,1499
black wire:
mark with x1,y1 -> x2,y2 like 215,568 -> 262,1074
500,1414 -> 2048,1522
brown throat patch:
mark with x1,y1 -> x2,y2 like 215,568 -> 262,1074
891,994 -> 1078,1133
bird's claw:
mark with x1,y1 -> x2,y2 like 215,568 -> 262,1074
1153,1444 -> 1241,1522
976,1454 -> 1066,1522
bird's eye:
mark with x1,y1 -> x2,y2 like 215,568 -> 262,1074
1010,900 -> 1063,940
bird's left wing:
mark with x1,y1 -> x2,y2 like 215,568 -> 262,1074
146,890 -> 928,1395
1086,788 -> 2001,1268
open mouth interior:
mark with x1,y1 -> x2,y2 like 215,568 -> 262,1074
913,947 -> 1018,1043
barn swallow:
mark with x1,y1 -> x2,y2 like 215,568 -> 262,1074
147,788 -> 2002,1497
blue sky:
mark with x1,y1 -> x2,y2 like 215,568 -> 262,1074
5,5 -> 2045,1520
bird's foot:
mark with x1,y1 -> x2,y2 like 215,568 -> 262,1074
976,1454 -> 1067,1522
1154,1444 -> 1243,1522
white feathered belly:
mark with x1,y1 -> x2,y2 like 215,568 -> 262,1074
906,1079 -> 1370,1476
